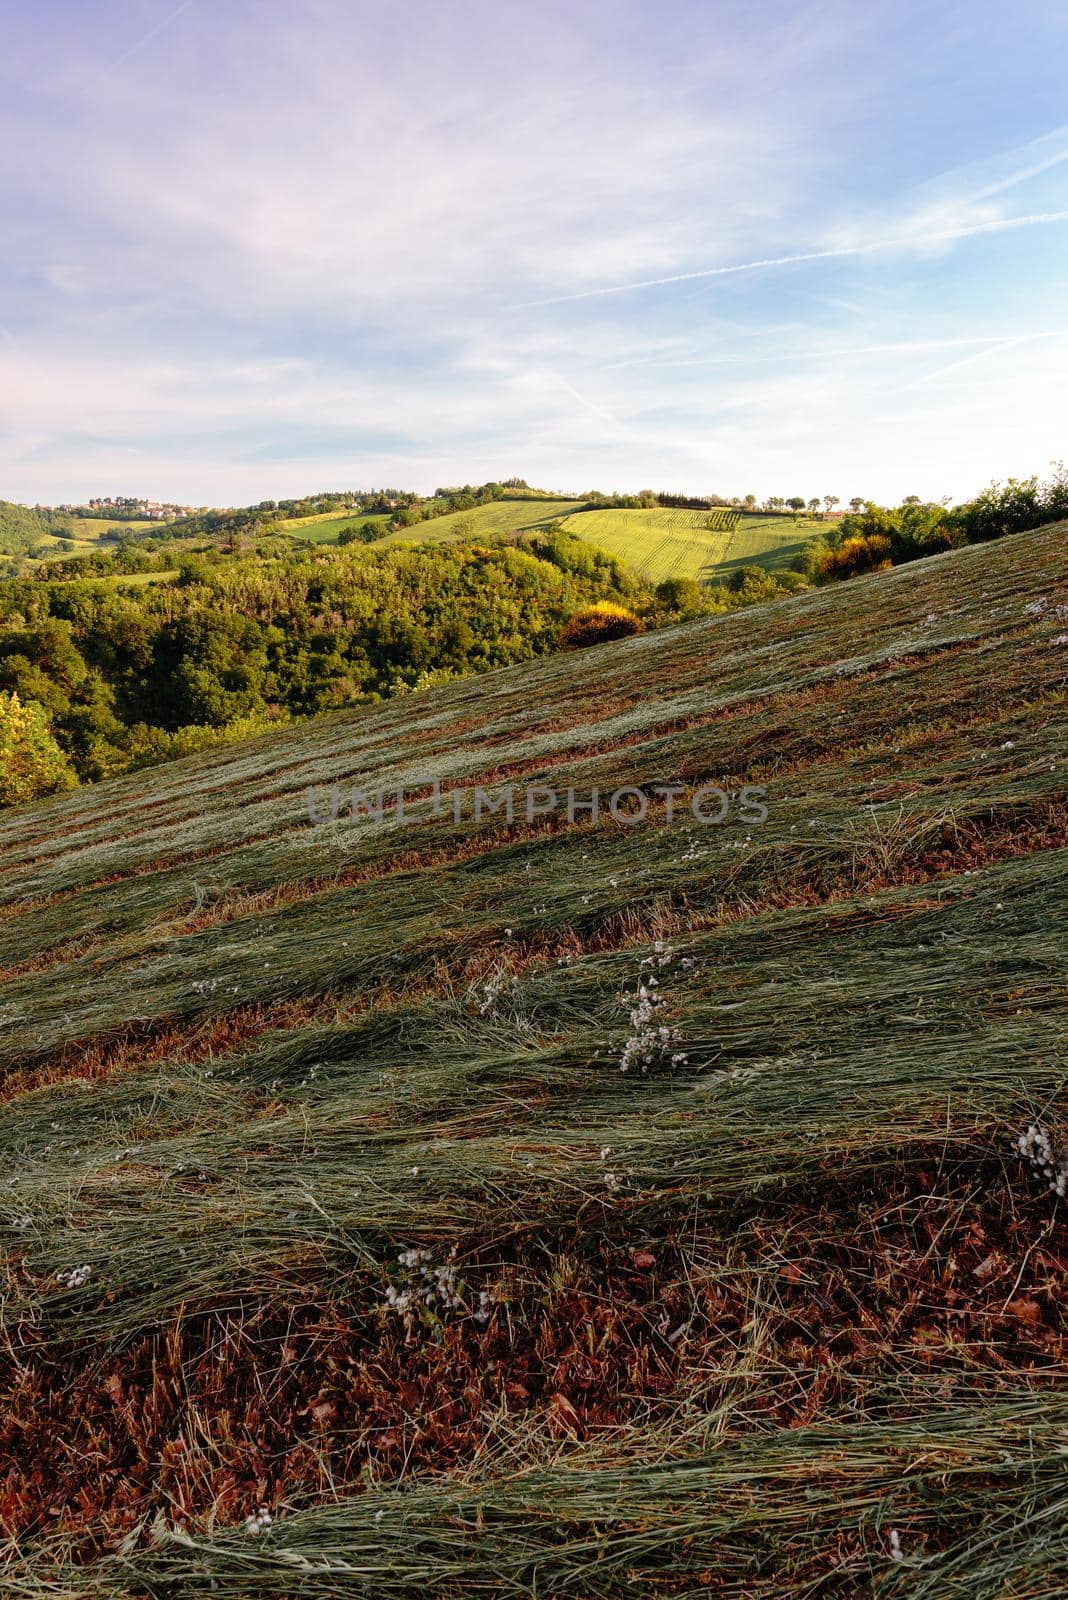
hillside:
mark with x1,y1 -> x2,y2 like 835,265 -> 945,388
559,505 -> 826,582
2,526 -> 1067,1596
278,496 -> 591,546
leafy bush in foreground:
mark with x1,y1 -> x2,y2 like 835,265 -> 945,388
0,689 -> 77,803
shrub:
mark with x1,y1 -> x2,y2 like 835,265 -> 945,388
819,534 -> 892,581
558,601 -> 644,649
0,691 -> 78,806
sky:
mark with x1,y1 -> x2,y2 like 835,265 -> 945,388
1,0 -> 1067,507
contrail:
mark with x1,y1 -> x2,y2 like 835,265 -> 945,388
108,0 -> 197,71
896,333 -> 1045,391
550,372 -> 627,432
509,210 -> 1068,311
604,329 -> 1068,372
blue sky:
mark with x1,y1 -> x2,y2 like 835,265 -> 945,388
1,0 -> 1066,505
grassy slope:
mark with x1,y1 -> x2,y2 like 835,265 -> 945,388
275,511 -> 394,541
1,527 -> 1067,1595
559,506 -> 828,582
272,500 -> 589,549
377,496 -> 590,545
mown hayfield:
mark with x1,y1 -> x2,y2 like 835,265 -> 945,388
1,526 -> 1066,1597
560,506 -> 828,583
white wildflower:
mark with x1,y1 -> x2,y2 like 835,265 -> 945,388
56,1264 -> 92,1289
245,1507 -> 273,1536
473,1288 -> 496,1325
1016,1122 -> 1068,1197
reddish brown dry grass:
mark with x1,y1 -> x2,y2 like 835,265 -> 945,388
3,1168 -> 1063,1556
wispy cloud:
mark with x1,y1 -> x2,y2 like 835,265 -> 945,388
507,211 -> 1068,309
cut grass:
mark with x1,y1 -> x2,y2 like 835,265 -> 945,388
0,525 -> 1066,1595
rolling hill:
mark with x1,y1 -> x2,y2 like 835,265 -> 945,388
2,526 -> 1066,1596
277,498 -> 822,584
559,505 -> 826,582
273,497 -> 591,547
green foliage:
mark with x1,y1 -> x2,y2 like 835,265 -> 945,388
949,467 -> 1068,543
820,467 -> 1068,582
0,499 -> 68,557
0,690 -> 78,805
336,522 -> 381,546
654,575 -> 706,615
0,540 -> 648,784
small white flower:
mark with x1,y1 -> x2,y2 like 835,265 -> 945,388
56,1264 -> 92,1289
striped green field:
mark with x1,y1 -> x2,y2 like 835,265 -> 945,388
1,526 -> 1066,1597
275,500 -> 590,548
560,506 -> 829,583
379,496 -> 590,545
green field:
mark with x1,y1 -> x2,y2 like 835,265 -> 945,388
276,511 -> 394,542
2,526 -> 1066,1596
380,495 -> 590,546
560,506 -> 829,583
276,500 -> 590,549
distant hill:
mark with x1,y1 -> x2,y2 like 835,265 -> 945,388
3,524 -> 1066,1594
277,497 -> 832,583
558,504 -> 827,582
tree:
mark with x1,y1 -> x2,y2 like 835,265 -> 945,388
786,497 -> 805,513
743,494 -> 757,508
824,495 -> 840,516
727,564 -> 767,593
807,497 -> 821,516
655,576 -> 704,615
848,497 -> 866,514
0,691 -> 77,806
